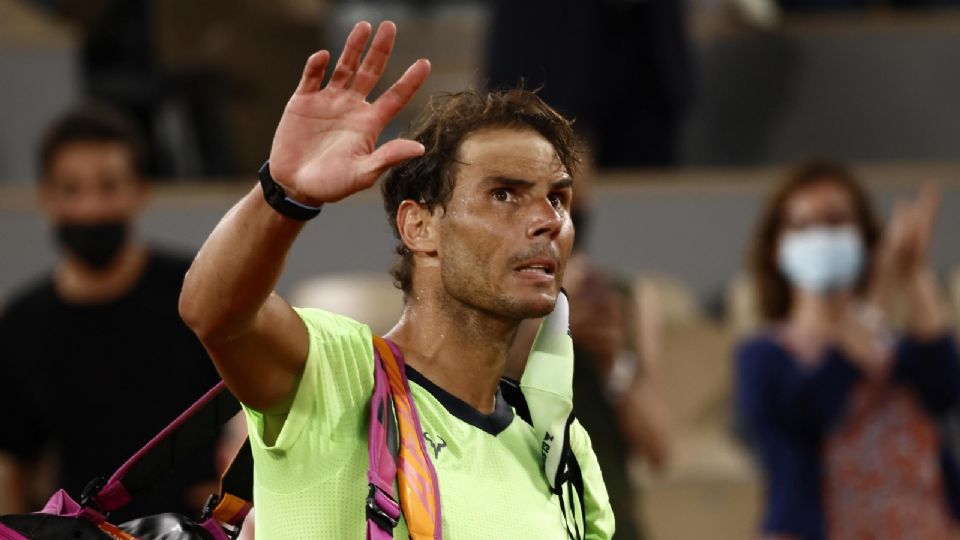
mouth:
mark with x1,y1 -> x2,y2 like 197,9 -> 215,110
514,259 -> 557,278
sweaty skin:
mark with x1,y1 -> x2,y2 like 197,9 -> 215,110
386,126 -> 574,412
178,20 -> 572,427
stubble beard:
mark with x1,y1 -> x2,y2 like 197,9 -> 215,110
440,260 -> 559,322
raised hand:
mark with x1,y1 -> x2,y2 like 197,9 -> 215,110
887,183 -> 940,276
870,183 -> 941,301
268,21 -> 431,205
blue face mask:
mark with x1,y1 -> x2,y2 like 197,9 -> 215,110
778,226 -> 864,294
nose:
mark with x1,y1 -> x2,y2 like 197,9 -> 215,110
526,198 -> 564,239
57,185 -> 123,224
73,190 -> 116,221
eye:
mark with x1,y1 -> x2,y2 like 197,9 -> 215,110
100,178 -> 121,196
56,179 -> 80,199
492,188 -> 513,202
548,193 -> 564,209
824,212 -> 855,227
784,219 -> 808,231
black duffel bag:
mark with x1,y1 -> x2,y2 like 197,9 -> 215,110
0,382 -> 253,540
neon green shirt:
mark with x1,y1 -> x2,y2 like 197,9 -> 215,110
243,308 -> 615,539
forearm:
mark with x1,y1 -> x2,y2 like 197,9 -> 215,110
180,185 -> 304,343
618,375 -> 671,470
0,452 -> 29,514
620,283 -> 671,469
904,268 -> 948,341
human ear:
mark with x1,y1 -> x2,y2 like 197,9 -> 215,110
396,199 -> 438,255
36,179 -> 59,220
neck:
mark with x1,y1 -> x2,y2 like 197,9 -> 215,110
385,288 -> 518,414
55,243 -> 148,304
787,288 -> 853,340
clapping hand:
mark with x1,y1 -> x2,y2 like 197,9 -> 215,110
842,183 -> 944,373
869,183 -> 941,304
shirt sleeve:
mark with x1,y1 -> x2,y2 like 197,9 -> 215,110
893,332 -> 960,415
570,418 -> 616,540
736,337 -> 860,440
241,308 -> 375,490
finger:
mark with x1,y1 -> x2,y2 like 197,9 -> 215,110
915,182 -> 942,231
363,139 -> 426,175
908,183 -> 940,254
294,51 -> 331,94
350,21 -> 397,97
887,200 -> 911,238
373,58 -> 431,121
327,21 -> 373,90
877,201 -> 909,263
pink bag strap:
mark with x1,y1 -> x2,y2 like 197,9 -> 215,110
367,336 -> 442,540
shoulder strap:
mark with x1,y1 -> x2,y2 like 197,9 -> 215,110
367,336 -> 443,540
90,381 -> 242,513
81,381 -> 253,539
201,439 -> 254,531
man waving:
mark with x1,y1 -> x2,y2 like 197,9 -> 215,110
179,20 -> 613,539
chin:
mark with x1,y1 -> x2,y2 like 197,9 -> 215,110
509,290 -> 558,319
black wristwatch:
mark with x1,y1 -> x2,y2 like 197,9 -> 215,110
258,161 -> 323,221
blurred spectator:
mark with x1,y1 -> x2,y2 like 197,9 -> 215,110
778,0 -> 960,11
27,0 -> 240,178
485,0 -> 693,168
736,160 -> 960,540
0,104 -> 220,520
508,168 -> 672,540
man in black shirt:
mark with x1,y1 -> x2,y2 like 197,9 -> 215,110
0,105 -> 220,521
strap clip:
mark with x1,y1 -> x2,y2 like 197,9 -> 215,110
79,476 -> 106,511
366,483 -> 400,531
200,493 -> 220,521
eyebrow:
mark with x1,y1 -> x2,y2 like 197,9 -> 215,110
482,175 -> 573,189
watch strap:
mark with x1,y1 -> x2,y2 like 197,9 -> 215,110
258,161 -> 323,221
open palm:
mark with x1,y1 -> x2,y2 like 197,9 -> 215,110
268,21 -> 431,205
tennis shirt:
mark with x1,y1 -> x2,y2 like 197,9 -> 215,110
243,308 -> 615,539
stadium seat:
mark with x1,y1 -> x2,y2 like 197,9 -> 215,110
289,273 -> 404,336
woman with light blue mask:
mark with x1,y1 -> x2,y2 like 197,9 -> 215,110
735,160 -> 960,540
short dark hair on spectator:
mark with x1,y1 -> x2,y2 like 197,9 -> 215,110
381,88 -> 581,298
750,159 -> 881,321
38,103 -> 146,180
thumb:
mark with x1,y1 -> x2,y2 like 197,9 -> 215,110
364,139 -> 426,176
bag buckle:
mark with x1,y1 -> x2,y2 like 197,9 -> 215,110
200,493 -> 242,540
79,476 -> 106,511
200,493 -> 220,521
366,483 -> 400,531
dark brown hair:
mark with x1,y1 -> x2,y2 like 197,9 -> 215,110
381,88 -> 581,296
38,103 -> 146,180
750,159 -> 881,321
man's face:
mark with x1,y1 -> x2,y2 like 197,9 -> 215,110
41,141 -> 144,226
435,126 -> 574,319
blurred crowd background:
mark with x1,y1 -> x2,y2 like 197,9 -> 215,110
2,0 -> 960,538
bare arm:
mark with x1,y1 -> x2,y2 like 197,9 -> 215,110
837,184 -> 947,376
179,191 -> 307,413
179,21 -> 430,415
615,282 -> 672,471
865,184 -> 946,339
896,186 -> 948,340
0,452 -> 29,514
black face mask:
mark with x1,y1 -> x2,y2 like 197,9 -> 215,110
55,221 -> 129,269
